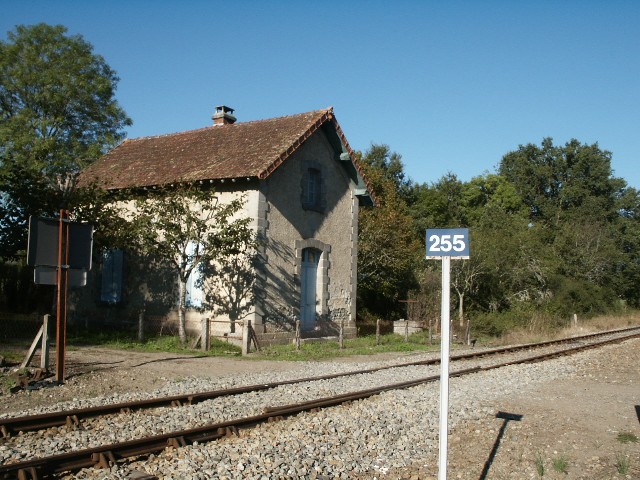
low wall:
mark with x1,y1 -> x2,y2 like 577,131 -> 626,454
393,320 -> 424,335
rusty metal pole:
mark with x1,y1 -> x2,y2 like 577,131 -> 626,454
55,210 -> 69,383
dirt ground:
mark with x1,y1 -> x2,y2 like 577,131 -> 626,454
1,340 -> 639,479
388,338 -> 640,480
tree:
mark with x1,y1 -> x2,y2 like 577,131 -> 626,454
0,23 -> 131,258
200,224 -> 258,334
410,173 -> 466,237
498,139 -> 640,313
129,184 -> 253,343
499,138 -> 620,226
357,145 -> 422,320
361,144 -> 414,202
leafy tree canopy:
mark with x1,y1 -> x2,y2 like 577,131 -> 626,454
498,138 -> 624,226
357,145 -> 422,319
0,23 -> 131,258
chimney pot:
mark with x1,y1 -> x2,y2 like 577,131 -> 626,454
212,105 -> 236,125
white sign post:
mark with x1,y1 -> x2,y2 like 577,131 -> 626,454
426,228 -> 469,480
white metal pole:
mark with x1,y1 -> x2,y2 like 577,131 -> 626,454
438,255 -> 451,480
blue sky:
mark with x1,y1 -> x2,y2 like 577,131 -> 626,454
3,1 -> 640,187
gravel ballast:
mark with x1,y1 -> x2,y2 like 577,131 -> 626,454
1,336 -> 638,479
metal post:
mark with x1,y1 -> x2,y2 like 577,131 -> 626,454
438,256 -> 451,480
55,210 -> 69,384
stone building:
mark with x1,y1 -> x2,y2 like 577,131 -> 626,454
78,106 -> 374,345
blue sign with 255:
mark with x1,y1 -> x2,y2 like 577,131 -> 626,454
426,228 -> 470,259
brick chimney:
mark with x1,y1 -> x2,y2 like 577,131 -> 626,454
212,105 -> 236,125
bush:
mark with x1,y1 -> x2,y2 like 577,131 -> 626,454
544,275 -> 618,318
472,310 -> 528,338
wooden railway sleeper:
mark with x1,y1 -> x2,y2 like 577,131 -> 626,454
215,426 -> 239,437
166,436 -> 187,448
17,467 -> 40,480
65,415 -> 79,428
91,451 -> 117,469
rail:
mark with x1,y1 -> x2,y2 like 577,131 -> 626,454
2,325 -> 639,437
0,327 -> 639,479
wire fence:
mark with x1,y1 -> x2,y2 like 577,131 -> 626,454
0,312 -> 47,346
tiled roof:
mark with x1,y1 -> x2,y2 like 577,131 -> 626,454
79,107 -> 367,192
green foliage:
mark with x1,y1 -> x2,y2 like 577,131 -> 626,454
0,23 -> 131,258
617,432 -> 638,444
544,275 -> 618,318
357,145 -> 422,320
66,329 -> 241,356
410,173 -> 466,235
472,310 -> 529,337
499,138 -> 619,224
360,144 -> 414,202
615,452 -> 630,475
534,451 -> 545,477
552,454 -> 569,474
257,333 -> 439,361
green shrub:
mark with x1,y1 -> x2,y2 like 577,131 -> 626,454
544,275 -> 618,318
471,310 -> 529,337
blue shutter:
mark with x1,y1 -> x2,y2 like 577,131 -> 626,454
101,249 -> 123,303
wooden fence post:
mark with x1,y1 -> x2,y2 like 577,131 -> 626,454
137,309 -> 145,342
295,319 -> 301,351
428,317 -> 433,345
242,320 -> 251,355
376,318 -> 381,346
201,318 -> 210,352
41,314 -> 50,370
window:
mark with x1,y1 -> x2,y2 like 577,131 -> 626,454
302,166 -> 325,212
307,168 -> 320,206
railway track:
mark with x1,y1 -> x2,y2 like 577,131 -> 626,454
1,326 -> 639,479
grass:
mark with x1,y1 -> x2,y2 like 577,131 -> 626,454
0,350 -> 24,366
534,451 -> 545,477
615,452 -> 630,475
617,432 -> 639,444
498,311 -> 640,346
254,332 -> 440,361
2,311 -> 639,364
552,454 -> 568,474
65,330 -> 242,356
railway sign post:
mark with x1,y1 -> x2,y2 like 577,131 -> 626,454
27,212 -> 93,383
426,228 -> 469,480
